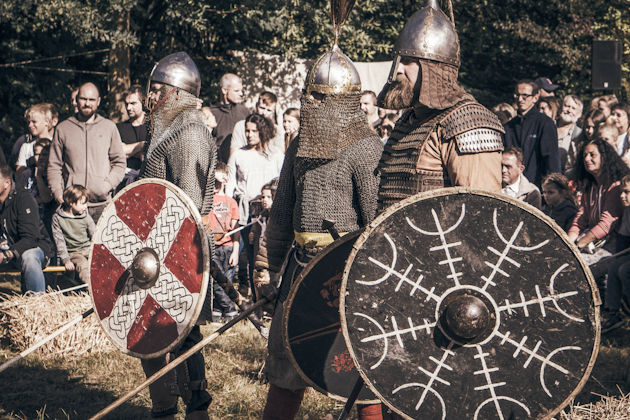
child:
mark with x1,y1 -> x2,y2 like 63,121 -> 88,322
603,174 -> 630,333
51,185 -> 95,284
207,162 -> 240,321
250,178 -> 278,266
541,173 -> 578,233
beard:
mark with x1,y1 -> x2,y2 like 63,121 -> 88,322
377,76 -> 417,110
558,111 -> 578,126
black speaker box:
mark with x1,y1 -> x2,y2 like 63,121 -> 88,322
592,40 -> 622,90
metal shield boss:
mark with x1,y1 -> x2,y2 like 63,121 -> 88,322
283,231 -> 377,403
89,179 -> 210,359
341,188 -> 600,420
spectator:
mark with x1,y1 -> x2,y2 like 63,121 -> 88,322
249,178 -> 277,300
535,77 -> 559,98
603,174 -> 630,333
556,95 -> 583,172
360,90 -> 381,130
568,139 -> 629,272
48,82 -> 126,223
595,123 -> 620,151
611,103 -> 630,158
537,97 -> 560,122
210,73 -> 250,163
116,85 -> 147,188
592,94 -> 618,118
492,102 -> 517,125
501,146 -> 542,209
377,113 -> 398,144
201,106 -> 217,131
226,113 -> 284,225
503,79 -> 560,187
582,108 -> 607,142
0,164 -> 52,293
51,185 -> 95,285
282,108 -> 300,151
230,91 -> 284,156
13,103 -> 57,171
206,162 -> 240,321
541,173 -> 577,232
70,87 -> 79,116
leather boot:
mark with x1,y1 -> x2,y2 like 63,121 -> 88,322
262,385 -> 305,420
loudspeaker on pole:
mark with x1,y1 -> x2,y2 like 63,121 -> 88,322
592,40 -> 622,90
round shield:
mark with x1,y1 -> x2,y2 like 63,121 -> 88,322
284,231 -> 378,403
89,178 -> 210,359
341,188 -> 600,420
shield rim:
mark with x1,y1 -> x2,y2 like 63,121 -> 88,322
282,229 -> 379,404
88,177 -> 211,359
339,186 -> 601,420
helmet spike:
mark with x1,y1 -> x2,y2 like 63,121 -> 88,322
426,0 -> 440,10
330,0 -> 356,45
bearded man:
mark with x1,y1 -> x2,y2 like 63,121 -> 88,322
556,95 -> 584,171
253,43 -> 384,420
377,0 -> 504,211
140,52 -> 215,420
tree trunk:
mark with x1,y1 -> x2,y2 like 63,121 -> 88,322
107,11 -> 131,122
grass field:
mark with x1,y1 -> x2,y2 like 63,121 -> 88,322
1,276 -> 630,420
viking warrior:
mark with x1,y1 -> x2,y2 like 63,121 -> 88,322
253,3 -> 384,418
140,51 -> 215,420
376,0 -> 504,211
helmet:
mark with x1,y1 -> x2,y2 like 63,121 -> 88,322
387,0 -> 460,82
148,52 -> 201,97
304,44 -> 361,96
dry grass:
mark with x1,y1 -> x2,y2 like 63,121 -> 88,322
0,277 -> 629,419
0,291 -> 113,358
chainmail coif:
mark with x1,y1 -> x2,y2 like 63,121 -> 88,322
297,93 -> 376,160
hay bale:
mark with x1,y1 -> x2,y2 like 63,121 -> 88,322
0,290 -> 113,358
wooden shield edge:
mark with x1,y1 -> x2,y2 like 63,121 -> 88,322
282,229 -> 379,404
339,186 -> 601,420
87,177 -> 211,359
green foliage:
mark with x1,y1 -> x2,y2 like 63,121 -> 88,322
0,0 -> 628,155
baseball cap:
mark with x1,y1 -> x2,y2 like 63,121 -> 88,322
535,77 -> 559,92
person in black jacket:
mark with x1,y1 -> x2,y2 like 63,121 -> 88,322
0,164 -> 52,293
503,80 -> 561,188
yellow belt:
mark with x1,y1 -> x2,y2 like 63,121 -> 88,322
294,230 -> 349,249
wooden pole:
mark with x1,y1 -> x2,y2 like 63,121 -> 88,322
89,298 -> 269,420
0,308 -> 94,374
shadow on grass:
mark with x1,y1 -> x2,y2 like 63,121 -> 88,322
0,363 -> 148,419
573,324 -> 630,405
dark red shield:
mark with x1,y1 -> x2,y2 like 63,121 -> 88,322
341,188 -> 600,420
89,179 -> 210,359
284,230 -> 378,403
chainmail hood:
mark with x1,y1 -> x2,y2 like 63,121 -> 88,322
416,59 -> 471,110
147,87 -> 199,159
296,93 -> 375,159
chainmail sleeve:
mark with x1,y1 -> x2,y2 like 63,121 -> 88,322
255,139 -> 297,272
350,135 -> 383,226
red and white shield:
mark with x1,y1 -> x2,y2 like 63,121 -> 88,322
88,178 -> 210,359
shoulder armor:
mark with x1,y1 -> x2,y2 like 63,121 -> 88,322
439,101 -> 504,154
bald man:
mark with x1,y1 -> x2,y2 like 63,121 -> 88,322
210,73 -> 250,162
48,82 -> 126,222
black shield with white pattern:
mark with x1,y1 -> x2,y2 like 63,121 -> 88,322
341,188 -> 600,420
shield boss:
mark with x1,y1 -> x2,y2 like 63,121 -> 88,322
341,188 -> 600,420
89,179 -> 210,359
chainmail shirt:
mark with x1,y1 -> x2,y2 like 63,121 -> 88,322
257,134 -> 383,272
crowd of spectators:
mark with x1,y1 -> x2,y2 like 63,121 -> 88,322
5,71 -> 630,332
494,77 -> 630,333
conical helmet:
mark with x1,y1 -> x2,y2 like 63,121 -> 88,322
148,52 -> 201,97
304,44 -> 362,96
387,0 -> 460,82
